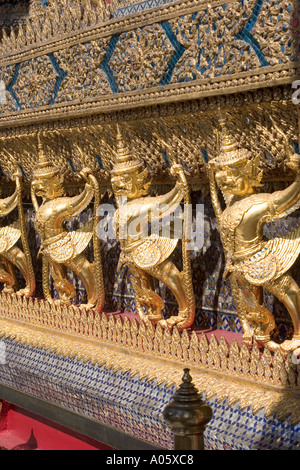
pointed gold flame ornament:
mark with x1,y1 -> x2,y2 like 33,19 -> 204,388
111,124 -> 195,329
31,132 -> 104,311
208,115 -> 300,353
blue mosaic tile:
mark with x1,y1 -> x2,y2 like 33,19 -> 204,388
1,338 -> 300,449
0,337 -> 175,448
113,0 -> 178,18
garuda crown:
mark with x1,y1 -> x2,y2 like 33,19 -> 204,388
111,125 -> 144,176
211,117 -> 252,168
34,133 -> 60,179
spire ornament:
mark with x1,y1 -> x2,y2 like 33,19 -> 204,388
212,117 -> 251,167
111,124 -> 144,176
163,369 -> 213,450
34,133 -> 60,179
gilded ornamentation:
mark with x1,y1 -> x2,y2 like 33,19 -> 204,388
109,25 -> 174,92
0,0 -> 112,58
208,115 -> 300,353
251,0 -> 299,64
1,291 -> 300,424
0,163 -> 35,298
53,39 -> 112,103
0,0 -> 298,127
31,133 -> 105,311
169,2 -> 259,83
0,0 -> 299,435
0,89 -> 298,188
170,0 -> 298,84
13,56 -> 59,109
111,125 -> 195,329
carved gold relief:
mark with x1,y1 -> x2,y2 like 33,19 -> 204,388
0,0 -> 112,59
0,0 -> 298,127
109,25 -> 174,92
0,88 -> 297,189
13,56 -> 59,109
53,39 -> 112,103
169,3 -> 261,83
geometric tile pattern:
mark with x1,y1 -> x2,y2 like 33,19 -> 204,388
204,395 -> 300,450
113,0 -> 179,19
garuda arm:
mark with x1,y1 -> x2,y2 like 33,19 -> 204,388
269,155 -> 300,220
31,168 -> 95,218
134,163 -> 187,220
207,164 -> 223,225
63,172 -> 95,219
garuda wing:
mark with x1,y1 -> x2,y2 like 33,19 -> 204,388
236,227 -> 300,286
0,224 -> 21,254
131,234 -> 178,269
44,228 -> 93,264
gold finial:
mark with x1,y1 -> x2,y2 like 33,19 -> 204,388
34,133 -> 59,178
219,117 -> 239,154
115,124 -> 131,164
112,124 -> 143,175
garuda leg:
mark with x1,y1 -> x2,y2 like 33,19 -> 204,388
0,256 -> 17,293
265,272 -> 300,352
49,260 -> 76,304
2,246 -> 35,297
128,263 -> 165,323
231,273 -> 276,346
144,259 -> 189,328
67,254 -> 98,309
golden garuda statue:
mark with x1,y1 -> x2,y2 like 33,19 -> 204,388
31,133 -> 104,312
0,165 -> 35,298
111,125 -> 195,329
208,116 -> 300,353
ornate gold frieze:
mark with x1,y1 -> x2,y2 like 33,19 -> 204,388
0,0 -> 298,127
0,87 -> 298,189
0,291 -> 300,424
109,25 -> 175,92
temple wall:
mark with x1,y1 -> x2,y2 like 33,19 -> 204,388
0,0 -> 300,450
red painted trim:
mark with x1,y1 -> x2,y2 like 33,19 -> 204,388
0,404 -> 113,450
